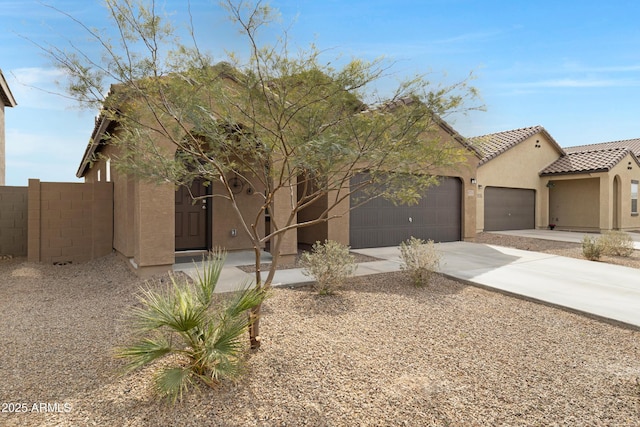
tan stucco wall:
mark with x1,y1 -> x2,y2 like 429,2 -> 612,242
210,175 -> 266,251
543,153 -> 640,232
85,132 -> 269,276
0,104 -> 5,185
548,177 -> 600,231
602,155 -> 640,231
457,151 -> 480,241
132,179 -> 175,268
476,132 -> 562,231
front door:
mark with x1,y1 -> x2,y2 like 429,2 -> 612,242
175,179 -> 209,251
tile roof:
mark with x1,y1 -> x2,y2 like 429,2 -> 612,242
565,138 -> 640,157
540,147 -> 632,176
468,125 -> 563,165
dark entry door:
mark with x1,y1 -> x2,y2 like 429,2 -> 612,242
175,179 -> 209,251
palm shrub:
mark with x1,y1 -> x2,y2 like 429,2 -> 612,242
115,250 -> 266,403
599,231 -> 635,257
581,235 -> 602,261
300,240 -> 357,295
399,236 -> 441,286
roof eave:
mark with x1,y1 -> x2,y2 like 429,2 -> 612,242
540,167 -> 609,177
76,115 -> 112,178
475,125 -> 566,166
0,70 -> 17,107
435,117 -> 483,159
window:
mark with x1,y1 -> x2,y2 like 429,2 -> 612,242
632,180 -> 638,215
106,158 -> 111,182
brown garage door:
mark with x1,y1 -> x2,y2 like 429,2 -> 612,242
349,175 -> 462,248
484,187 -> 535,231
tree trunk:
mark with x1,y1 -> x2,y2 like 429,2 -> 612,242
248,235 -> 282,349
249,304 -> 261,349
250,245 -> 263,349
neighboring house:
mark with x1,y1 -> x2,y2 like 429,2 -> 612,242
543,139 -> 640,231
76,69 -> 480,277
0,69 -> 18,185
470,126 -> 564,232
470,126 -> 640,232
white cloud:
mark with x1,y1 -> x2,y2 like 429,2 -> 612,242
431,29 -> 507,45
6,67 -> 82,111
517,78 -> 640,88
559,61 -> 640,74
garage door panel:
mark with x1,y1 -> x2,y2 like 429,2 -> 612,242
484,187 -> 535,231
349,175 -> 462,248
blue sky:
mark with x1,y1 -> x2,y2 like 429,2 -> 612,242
2,0 -> 640,185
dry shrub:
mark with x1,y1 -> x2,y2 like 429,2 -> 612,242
599,231 -> 634,257
581,235 -> 602,261
399,236 -> 441,286
301,240 -> 357,295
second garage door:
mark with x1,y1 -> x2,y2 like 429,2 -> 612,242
349,175 -> 462,248
484,187 -> 535,231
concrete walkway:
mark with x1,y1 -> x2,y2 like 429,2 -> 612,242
175,230 -> 640,328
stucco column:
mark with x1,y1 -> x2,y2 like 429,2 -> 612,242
271,184 -> 298,263
27,179 -> 41,262
599,175 -> 612,231
539,178 -> 551,229
462,178 -> 477,240
326,186 -> 349,246
133,180 -> 175,274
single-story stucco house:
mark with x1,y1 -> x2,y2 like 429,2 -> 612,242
470,126 -> 640,233
76,67 -> 480,277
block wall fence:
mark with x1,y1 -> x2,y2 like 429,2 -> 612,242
27,179 -> 113,264
0,186 -> 28,256
0,179 -> 113,264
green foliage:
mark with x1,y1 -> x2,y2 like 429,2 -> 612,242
399,237 -> 441,286
300,240 -> 357,295
599,231 -> 635,257
42,0 -> 482,213
41,0 -> 483,347
115,250 -> 266,403
581,235 -> 602,261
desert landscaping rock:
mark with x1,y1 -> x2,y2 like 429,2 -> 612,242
1,236 -> 639,426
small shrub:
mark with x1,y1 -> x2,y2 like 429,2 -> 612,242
581,235 -> 602,261
399,236 -> 441,286
301,240 -> 357,295
599,231 -> 634,257
115,250 -> 266,403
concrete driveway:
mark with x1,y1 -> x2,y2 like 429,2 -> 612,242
488,229 -> 640,249
176,229 -> 640,328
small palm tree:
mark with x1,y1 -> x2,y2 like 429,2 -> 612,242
116,250 -> 266,403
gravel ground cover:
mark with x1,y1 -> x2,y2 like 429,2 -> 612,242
1,235 -> 639,426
